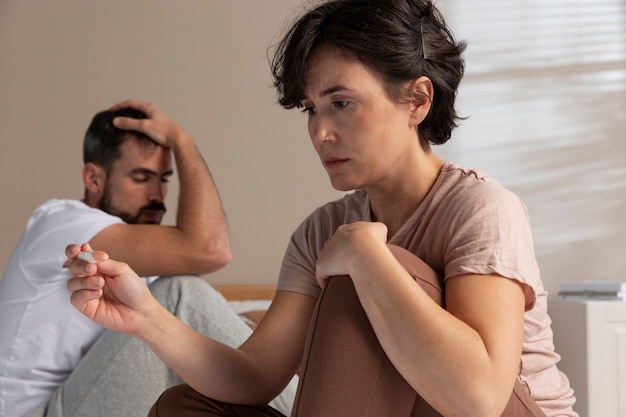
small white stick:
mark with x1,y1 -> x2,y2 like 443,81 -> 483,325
77,251 -> 96,263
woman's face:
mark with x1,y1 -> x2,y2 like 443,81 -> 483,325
301,47 -> 422,192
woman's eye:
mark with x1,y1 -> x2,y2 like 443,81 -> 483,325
333,101 -> 349,109
300,106 -> 317,115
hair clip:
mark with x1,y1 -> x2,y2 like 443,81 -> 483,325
420,24 -> 429,60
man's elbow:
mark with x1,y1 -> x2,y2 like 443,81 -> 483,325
208,244 -> 232,272
195,240 -> 231,274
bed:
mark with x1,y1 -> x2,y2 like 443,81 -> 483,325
215,284 -> 276,328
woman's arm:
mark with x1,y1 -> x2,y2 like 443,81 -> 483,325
316,223 -> 526,417
138,289 -> 316,405
66,244 -> 316,405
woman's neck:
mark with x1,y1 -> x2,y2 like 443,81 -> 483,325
368,151 -> 445,237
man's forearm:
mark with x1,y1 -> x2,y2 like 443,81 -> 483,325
169,130 -> 231,271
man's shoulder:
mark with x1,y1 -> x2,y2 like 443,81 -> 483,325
28,198 -> 123,229
35,198 -> 87,212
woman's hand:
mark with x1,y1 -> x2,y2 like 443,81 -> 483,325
315,221 -> 388,288
65,243 -> 157,337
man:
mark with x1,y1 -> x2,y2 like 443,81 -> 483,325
0,100 -> 296,417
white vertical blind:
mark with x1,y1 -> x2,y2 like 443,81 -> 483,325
436,1 -> 626,293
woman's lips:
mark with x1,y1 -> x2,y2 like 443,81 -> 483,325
324,157 -> 349,168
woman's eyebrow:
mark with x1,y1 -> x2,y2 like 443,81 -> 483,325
320,85 -> 351,96
303,85 -> 352,100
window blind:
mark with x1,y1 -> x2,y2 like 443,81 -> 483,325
435,1 -> 626,291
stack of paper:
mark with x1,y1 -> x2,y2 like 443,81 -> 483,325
559,280 -> 626,301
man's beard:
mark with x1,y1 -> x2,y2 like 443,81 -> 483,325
98,182 -> 167,225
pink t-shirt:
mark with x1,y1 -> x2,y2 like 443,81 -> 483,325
277,163 -> 578,417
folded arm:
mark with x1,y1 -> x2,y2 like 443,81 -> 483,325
316,222 -> 526,417
90,100 -> 230,277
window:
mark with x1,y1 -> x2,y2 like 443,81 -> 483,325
436,1 -> 626,289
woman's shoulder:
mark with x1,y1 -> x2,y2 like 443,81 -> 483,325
288,190 -> 370,250
439,162 -> 502,190
307,189 -> 371,224
432,163 -> 529,222
438,163 -> 522,204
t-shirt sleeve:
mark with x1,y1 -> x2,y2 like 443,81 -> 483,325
441,182 -> 539,310
20,201 -> 123,284
276,208 -> 337,299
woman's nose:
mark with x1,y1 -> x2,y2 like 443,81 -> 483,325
309,119 -> 333,145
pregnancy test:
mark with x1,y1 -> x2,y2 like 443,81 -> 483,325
77,251 -> 96,263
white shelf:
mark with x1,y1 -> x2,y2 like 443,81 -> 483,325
549,298 -> 626,417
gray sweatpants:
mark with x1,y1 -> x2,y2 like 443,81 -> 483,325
38,276 -> 297,417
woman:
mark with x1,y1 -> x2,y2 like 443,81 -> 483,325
66,0 -> 578,416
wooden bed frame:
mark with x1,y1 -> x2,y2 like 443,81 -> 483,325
214,285 -> 276,328
214,284 -> 276,301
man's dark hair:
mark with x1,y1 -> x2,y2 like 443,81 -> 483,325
83,108 -> 152,175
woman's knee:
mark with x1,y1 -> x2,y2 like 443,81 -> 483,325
149,384 -> 287,417
148,384 -> 224,417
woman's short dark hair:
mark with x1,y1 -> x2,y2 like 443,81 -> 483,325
270,0 -> 467,145
83,108 -> 152,175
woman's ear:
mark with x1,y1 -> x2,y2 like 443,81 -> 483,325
408,76 -> 433,128
82,163 -> 106,204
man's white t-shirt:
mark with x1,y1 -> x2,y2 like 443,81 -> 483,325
0,199 -> 154,417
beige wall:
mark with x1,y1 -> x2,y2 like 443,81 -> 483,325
0,0 -> 342,287
1,1 -> 625,294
